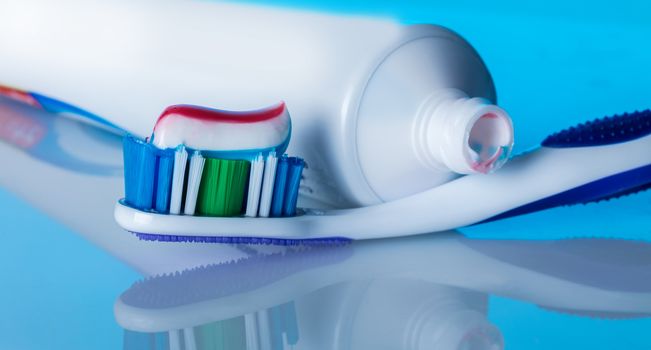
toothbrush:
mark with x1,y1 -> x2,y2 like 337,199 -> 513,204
115,110 -> 651,244
122,102 -> 306,221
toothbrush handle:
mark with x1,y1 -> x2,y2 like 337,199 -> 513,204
482,110 -> 651,223
479,161 -> 651,224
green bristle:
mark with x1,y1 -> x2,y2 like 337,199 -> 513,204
196,158 -> 250,217
194,317 -> 247,350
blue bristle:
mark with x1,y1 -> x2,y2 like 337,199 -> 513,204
283,157 -> 305,216
123,330 -> 169,350
123,135 -> 157,211
542,109 -> 651,148
281,302 -> 299,345
154,149 -> 174,213
270,156 -> 289,217
131,232 -> 351,246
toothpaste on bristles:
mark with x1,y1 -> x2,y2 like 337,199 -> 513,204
122,102 -> 304,218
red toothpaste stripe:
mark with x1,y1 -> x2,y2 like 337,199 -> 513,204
155,102 -> 287,130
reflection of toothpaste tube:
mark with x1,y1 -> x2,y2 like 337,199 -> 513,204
295,281 -> 502,350
0,0 -> 513,209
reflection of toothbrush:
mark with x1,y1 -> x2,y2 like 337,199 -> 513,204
115,234 -> 651,333
115,111 -> 651,244
122,103 -> 305,220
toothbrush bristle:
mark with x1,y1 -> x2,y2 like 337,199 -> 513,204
131,232 -> 351,246
123,135 -> 304,219
270,156 -> 290,217
542,109 -> 651,148
154,149 -> 175,213
169,146 -> 188,215
282,157 -> 305,216
123,135 -> 158,211
196,158 -> 250,217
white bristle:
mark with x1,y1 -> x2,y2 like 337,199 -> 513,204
169,330 -> 182,350
258,151 -> 278,217
245,153 -> 265,217
169,146 -> 188,215
244,313 -> 261,350
183,151 -> 205,216
184,327 -> 197,350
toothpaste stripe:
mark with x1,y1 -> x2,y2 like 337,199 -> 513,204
155,102 -> 287,126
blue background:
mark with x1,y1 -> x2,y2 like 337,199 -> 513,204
1,1 -> 650,349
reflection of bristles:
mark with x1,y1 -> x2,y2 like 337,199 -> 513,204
133,232 -> 352,246
120,244 -> 353,308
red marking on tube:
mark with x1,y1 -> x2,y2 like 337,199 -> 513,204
155,102 -> 287,130
480,113 -> 499,119
0,105 -> 46,149
0,85 -> 42,108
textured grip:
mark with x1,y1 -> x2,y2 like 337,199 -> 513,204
542,110 -> 651,148
480,164 -> 651,224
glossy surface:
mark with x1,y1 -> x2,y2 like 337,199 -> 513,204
114,235 -> 651,349
1,1 -> 651,349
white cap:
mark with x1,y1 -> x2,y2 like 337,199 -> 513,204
415,89 -> 514,175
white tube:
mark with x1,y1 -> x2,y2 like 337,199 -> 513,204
0,0 -> 513,208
